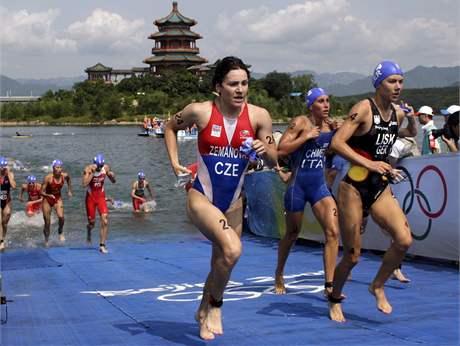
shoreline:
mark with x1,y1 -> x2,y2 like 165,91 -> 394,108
1,119 -> 290,127
0,120 -> 141,127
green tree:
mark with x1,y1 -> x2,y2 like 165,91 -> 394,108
292,74 -> 316,94
138,90 -> 169,114
261,71 -> 293,100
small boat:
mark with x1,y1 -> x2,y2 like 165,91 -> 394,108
137,128 -> 164,138
177,129 -> 198,140
12,133 -> 32,138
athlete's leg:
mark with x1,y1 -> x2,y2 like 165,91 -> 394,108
55,199 -> 65,242
204,197 -> 243,336
86,193 -> 96,245
86,219 -> 95,244
26,202 -> 35,217
42,199 -> 52,247
329,182 -> 363,322
275,211 -> 303,294
0,204 -> 12,250
312,196 -> 340,294
99,213 -> 109,253
187,189 -> 242,340
368,187 -> 412,314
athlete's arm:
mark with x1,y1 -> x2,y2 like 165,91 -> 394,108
82,165 -> 94,187
105,164 -> 116,183
331,101 -> 392,174
131,181 -> 139,199
7,169 -> 16,189
65,173 -> 73,197
253,107 -> 277,168
277,116 -> 319,157
165,103 -> 201,176
146,181 -> 155,200
19,183 -> 27,202
41,175 -> 54,200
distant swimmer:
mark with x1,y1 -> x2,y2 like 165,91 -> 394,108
0,157 -> 17,250
329,61 -> 417,322
165,56 -> 277,340
131,171 -> 154,212
41,159 -> 72,247
275,88 -> 340,297
19,175 -> 43,217
82,154 -> 116,254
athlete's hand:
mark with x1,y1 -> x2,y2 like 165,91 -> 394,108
400,102 -> 415,118
252,139 -> 267,156
173,164 -> 192,177
68,191 -> 73,198
389,169 -> 406,184
441,135 -> 458,152
19,196 -> 25,203
366,160 -> 392,175
329,118 -> 343,130
303,126 -> 320,141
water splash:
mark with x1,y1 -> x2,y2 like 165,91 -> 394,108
108,200 -> 157,212
9,210 -> 57,229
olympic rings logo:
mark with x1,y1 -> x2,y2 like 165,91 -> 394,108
400,165 -> 448,240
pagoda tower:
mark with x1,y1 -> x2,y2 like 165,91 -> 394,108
144,2 -> 207,73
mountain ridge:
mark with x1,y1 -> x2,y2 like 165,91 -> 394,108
1,66 -> 458,97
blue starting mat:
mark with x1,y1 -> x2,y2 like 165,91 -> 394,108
1,234 -> 458,345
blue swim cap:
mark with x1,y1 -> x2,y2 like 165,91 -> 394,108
93,154 -> 105,167
305,88 -> 327,109
137,171 -> 145,179
0,157 -> 7,168
27,175 -> 37,183
372,61 -> 403,88
52,159 -> 63,168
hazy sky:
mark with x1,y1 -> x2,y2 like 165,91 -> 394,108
1,0 -> 459,78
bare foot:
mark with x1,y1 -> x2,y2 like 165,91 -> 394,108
369,285 -> 392,314
195,309 -> 215,340
391,269 -> 410,283
99,244 -> 108,254
328,302 -> 346,323
0,240 -> 5,251
206,307 -> 223,335
274,273 -> 286,295
59,233 -> 65,243
44,240 -> 50,248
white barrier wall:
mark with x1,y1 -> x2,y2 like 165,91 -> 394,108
245,153 -> 459,261
362,153 -> 459,261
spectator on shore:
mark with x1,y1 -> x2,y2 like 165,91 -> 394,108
416,106 -> 441,155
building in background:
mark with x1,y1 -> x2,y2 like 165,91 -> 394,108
85,2 -> 207,83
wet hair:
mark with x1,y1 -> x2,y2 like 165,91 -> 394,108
212,56 -> 250,89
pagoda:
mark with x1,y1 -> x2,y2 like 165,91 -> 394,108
144,2 -> 207,73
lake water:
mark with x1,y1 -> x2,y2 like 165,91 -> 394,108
0,117 -> 446,248
1,126 -> 204,248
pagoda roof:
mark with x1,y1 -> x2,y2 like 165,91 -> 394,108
85,63 -> 112,72
155,2 -> 196,26
148,29 -> 201,39
143,54 -> 207,64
